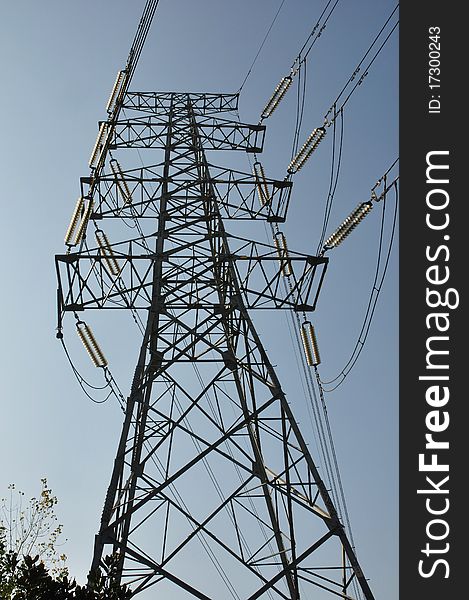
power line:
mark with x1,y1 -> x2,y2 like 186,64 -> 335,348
315,108 -> 345,254
273,236 -> 365,600
290,0 -> 341,72
258,0 -> 342,122
60,337 -> 116,406
237,0 -> 287,93
125,0 -> 161,86
290,57 -> 308,160
320,174 -> 399,391
324,4 -> 399,123
284,5 -> 398,179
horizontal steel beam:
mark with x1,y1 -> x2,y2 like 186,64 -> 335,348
122,92 -> 239,115
56,241 -> 327,313
110,117 -> 265,152
80,164 -> 292,222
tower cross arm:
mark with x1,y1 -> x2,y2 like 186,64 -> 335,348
122,91 -> 240,115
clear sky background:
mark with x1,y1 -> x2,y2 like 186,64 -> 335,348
0,1 -> 398,598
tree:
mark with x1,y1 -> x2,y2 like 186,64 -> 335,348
0,482 -> 132,599
0,479 -> 67,579
0,549 -> 132,599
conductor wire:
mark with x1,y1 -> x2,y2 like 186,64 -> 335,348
237,0 -> 287,92
291,0 -> 341,73
60,337 -> 114,405
316,107 -> 344,254
320,178 -> 399,391
324,4 -> 399,124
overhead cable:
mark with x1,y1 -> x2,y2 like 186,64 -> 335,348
315,108 -> 345,254
284,6 -> 397,178
88,0 -> 161,180
259,0 -> 341,122
320,171 -> 399,391
238,0 -> 287,93
324,4 -> 399,124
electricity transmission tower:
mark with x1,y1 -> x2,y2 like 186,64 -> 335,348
55,6 -> 376,600
56,89 -> 374,599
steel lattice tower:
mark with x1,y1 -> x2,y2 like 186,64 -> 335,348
56,89 -> 375,599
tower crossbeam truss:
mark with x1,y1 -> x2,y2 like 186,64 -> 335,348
79,164 -> 293,222
56,238 -> 326,313
109,116 -> 265,153
122,91 -> 240,115
56,92 -> 374,600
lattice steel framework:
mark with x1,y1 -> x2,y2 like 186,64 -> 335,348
56,91 -> 374,599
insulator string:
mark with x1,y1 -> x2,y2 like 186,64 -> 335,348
64,197 -> 85,246
323,201 -> 373,251
76,321 -> 108,368
287,127 -> 326,174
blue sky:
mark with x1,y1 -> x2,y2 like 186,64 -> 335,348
0,1 -> 398,597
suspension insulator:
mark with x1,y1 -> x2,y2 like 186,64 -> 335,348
106,70 -> 127,113
95,230 -> 120,276
287,127 -> 326,174
64,197 -> 85,245
65,198 -> 94,246
89,123 -> 108,168
324,202 -> 373,250
273,231 -> 292,277
300,321 -> 321,367
72,198 -> 94,246
110,159 -> 132,204
261,76 -> 292,119
76,321 -> 108,368
253,161 -> 271,206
